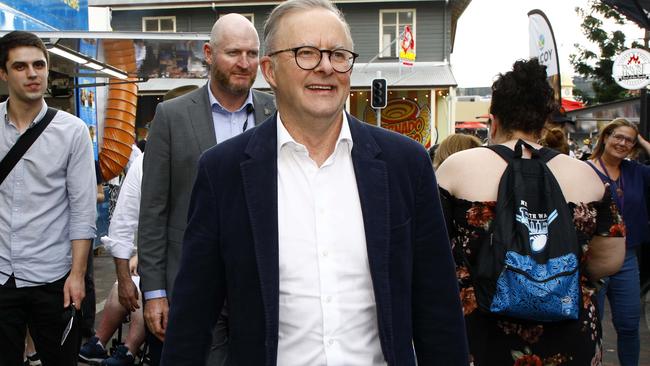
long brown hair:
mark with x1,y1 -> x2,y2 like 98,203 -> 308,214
591,118 -> 639,160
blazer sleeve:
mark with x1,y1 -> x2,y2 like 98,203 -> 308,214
138,102 -> 172,294
161,154 -> 226,365
411,152 -> 469,365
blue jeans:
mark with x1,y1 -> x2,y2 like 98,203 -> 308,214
598,248 -> 640,366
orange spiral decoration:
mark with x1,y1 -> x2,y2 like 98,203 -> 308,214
98,40 -> 139,181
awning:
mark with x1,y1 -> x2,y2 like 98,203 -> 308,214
351,62 -> 457,88
561,98 -> 584,112
455,121 -> 487,129
0,31 -> 456,92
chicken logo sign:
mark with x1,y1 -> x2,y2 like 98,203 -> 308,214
399,25 -> 415,66
612,48 -> 650,90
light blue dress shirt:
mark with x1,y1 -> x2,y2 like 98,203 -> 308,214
208,86 -> 255,142
0,100 -> 97,287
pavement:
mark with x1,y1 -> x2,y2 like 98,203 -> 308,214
89,251 -> 650,365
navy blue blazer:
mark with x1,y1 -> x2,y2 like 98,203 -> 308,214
161,114 -> 468,366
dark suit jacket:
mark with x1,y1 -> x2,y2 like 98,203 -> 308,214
138,84 -> 275,297
161,114 -> 468,366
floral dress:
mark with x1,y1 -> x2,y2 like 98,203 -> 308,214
439,188 -> 625,366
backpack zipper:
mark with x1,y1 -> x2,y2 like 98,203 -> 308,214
504,263 -> 578,282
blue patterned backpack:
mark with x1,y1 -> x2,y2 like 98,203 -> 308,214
470,139 -> 581,322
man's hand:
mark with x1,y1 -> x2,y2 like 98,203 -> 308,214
114,257 -> 140,312
63,272 -> 85,310
144,297 -> 169,341
129,255 -> 139,276
65,239 -> 91,310
117,277 -> 140,312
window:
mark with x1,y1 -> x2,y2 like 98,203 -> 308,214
379,9 -> 415,58
142,16 -> 176,32
218,13 -> 254,26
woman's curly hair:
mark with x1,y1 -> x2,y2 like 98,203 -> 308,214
489,58 -> 556,137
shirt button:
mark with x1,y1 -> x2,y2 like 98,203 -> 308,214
322,250 -> 328,257
325,296 -> 332,303
327,339 -> 334,346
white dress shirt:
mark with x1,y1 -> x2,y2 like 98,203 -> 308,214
101,153 -> 143,259
276,113 -> 386,366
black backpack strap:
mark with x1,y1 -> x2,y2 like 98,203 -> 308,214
537,146 -> 560,163
0,107 -> 57,185
483,144 -> 514,162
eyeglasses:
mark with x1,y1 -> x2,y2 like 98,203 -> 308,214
267,46 -> 359,73
609,133 -> 637,146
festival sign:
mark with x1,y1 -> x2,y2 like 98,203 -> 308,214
364,98 -> 431,147
612,48 -> 650,90
528,9 -> 561,104
399,25 -> 416,66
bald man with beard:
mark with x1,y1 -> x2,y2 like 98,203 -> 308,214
137,14 -> 275,365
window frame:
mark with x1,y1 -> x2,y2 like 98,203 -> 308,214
142,16 -> 177,32
379,9 -> 416,59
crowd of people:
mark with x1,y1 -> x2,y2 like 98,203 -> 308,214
0,1 -> 648,366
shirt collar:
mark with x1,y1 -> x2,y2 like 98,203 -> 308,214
207,81 -> 253,114
277,112 -> 353,155
3,98 -> 48,129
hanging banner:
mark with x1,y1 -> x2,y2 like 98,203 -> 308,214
76,39 -> 99,160
399,25 -> 416,66
528,9 -> 561,104
0,0 -> 88,31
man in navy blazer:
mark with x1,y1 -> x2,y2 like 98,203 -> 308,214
162,0 -> 468,365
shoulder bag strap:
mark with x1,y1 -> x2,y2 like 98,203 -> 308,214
0,107 -> 57,185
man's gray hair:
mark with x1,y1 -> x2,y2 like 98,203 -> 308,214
263,0 -> 353,54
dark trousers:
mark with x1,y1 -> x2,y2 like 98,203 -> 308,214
145,327 -> 162,366
0,275 -> 80,366
80,247 -> 95,336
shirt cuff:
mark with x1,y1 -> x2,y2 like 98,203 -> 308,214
100,236 -> 135,259
144,289 -> 167,300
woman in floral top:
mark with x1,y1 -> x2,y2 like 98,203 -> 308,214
436,59 -> 626,366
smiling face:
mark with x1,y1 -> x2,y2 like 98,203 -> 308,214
603,126 -> 637,160
0,46 -> 48,104
261,7 -> 353,124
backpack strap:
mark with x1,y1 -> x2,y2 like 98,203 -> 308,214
486,139 -> 561,164
484,144 -> 514,163
537,146 -> 560,163
0,107 -> 57,185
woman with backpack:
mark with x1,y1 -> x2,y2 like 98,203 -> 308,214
588,118 -> 650,366
436,58 -> 626,365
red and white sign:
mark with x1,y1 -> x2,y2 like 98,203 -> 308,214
399,25 -> 415,66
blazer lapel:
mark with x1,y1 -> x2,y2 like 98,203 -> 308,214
240,117 -> 279,362
252,90 -> 275,126
188,84 -> 217,151
348,114 -> 393,347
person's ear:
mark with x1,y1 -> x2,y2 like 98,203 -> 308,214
203,43 -> 213,66
260,56 -> 277,90
489,114 -> 498,141
0,68 -> 7,82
